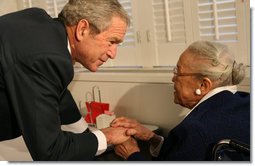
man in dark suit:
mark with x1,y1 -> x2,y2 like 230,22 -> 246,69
112,41 -> 250,161
0,0 -> 131,161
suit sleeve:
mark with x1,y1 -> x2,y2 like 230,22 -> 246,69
4,53 -> 98,160
59,89 -> 82,125
127,152 -> 147,161
156,121 -> 208,161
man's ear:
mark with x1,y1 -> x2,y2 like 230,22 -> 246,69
75,19 -> 90,41
200,77 -> 213,95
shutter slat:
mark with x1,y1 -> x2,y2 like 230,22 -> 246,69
153,0 -> 186,44
118,0 -> 135,47
198,0 -> 238,42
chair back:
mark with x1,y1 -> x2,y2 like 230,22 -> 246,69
212,139 -> 250,161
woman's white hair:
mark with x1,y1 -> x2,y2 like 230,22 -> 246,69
187,40 -> 245,86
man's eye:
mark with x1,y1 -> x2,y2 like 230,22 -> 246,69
108,41 -> 114,46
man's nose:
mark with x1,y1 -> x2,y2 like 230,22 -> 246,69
172,74 -> 176,82
107,45 -> 117,59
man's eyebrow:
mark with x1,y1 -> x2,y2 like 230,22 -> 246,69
117,39 -> 124,43
109,37 -> 123,44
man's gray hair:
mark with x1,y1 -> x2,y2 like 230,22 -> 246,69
58,0 -> 130,34
187,40 -> 246,86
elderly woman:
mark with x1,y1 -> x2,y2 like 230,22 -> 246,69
111,40 -> 250,161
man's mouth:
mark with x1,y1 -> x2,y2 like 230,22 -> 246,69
100,59 -> 107,63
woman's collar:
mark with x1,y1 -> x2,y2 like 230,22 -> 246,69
184,85 -> 238,118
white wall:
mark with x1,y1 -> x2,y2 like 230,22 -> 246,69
69,80 -> 190,136
69,70 -> 250,136
0,137 -> 32,161
0,0 -> 18,16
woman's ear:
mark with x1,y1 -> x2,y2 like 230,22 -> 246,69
200,77 -> 213,95
75,19 -> 90,41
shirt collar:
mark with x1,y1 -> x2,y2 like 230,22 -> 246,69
67,38 -> 71,54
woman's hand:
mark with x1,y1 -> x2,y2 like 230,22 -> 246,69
114,137 -> 140,160
111,117 -> 155,141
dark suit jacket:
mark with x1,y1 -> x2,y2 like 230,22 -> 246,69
0,8 -> 98,160
128,91 -> 250,161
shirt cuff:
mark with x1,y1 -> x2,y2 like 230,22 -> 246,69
61,117 -> 88,133
150,136 -> 164,157
92,130 -> 107,156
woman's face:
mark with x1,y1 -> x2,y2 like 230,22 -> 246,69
172,50 -> 204,109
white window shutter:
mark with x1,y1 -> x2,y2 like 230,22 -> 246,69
22,0 -> 68,17
197,0 -> 238,42
45,0 -> 68,18
192,0 -> 249,65
153,0 -> 187,44
151,0 -> 193,66
19,0 -> 249,68
118,0 -> 136,48
22,0 -> 46,8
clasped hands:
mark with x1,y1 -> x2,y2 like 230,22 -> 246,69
101,117 -> 155,160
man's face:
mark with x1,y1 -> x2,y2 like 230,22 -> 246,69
75,16 -> 127,72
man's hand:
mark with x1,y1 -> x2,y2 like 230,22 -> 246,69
101,127 -> 130,145
114,137 -> 140,160
111,117 -> 154,141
